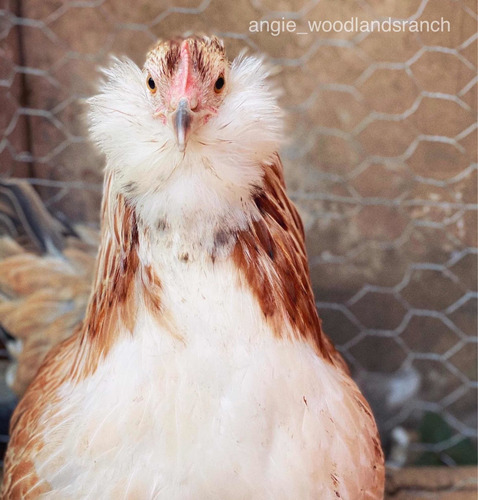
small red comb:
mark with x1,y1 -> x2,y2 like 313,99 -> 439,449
178,40 -> 192,95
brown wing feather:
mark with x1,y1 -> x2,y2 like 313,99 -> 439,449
70,171 -> 169,381
234,153 -> 348,371
1,333 -> 79,497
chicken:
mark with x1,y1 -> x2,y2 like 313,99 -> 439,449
2,36 -> 384,499
0,179 -> 97,397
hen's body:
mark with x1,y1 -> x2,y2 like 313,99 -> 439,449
2,36 -> 384,499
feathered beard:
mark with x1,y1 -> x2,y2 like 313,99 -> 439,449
87,53 -> 284,233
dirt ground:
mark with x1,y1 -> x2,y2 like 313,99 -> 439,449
386,467 -> 478,499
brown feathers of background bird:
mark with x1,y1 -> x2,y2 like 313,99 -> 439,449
0,179 -> 97,397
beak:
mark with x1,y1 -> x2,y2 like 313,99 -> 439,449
172,98 -> 193,152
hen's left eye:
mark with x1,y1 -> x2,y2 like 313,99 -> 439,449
214,75 -> 225,93
147,76 -> 156,93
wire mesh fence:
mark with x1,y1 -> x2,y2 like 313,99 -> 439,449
0,0 -> 477,466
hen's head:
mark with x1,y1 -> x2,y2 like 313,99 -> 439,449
88,35 -> 282,225
144,37 -> 228,152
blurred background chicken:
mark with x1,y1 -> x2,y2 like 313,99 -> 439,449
0,179 -> 97,398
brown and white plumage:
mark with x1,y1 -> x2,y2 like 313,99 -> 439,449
2,36 -> 384,499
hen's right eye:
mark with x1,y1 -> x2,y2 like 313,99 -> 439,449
147,76 -> 156,93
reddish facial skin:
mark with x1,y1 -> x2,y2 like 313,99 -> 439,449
143,36 -> 229,149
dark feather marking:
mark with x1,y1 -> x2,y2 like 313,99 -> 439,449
233,154 -> 342,364
214,229 -> 230,248
65,173 -> 165,380
123,181 -> 137,193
